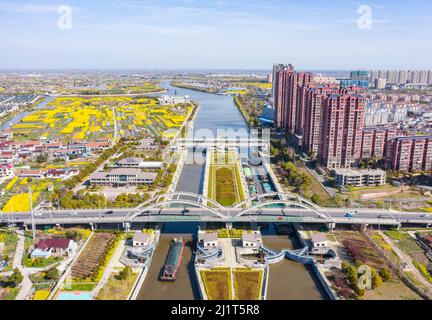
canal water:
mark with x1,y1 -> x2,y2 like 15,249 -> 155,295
138,82 -> 325,300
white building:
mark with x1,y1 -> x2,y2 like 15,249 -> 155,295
116,157 -> 163,169
375,78 -> 387,90
133,232 -> 150,247
334,169 -> 386,187
202,232 -> 218,248
242,232 -> 262,249
89,168 -> 157,186
310,233 -> 329,255
158,95 -> 190,105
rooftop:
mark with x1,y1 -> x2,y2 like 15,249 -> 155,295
310,233 -> 327,244
133,231 -> 149,243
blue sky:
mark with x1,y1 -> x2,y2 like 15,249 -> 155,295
0,0 -> 431,70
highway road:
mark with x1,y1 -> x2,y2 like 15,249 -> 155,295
1,206 -> 432,227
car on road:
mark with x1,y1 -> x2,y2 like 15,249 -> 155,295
69,212 -> 79,216
105,210 -> 114,215
345,211 -> 357,218
181,208 -> 190,214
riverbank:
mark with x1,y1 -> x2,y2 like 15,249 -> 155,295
171,82 -> 217,94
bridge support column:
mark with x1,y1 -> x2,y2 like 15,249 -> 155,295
327,222 -> 336,231
226,222 -> 233,230
123,222 -> 131,232
89,223 -> 96,231
360,224 -> 368,232
23,225 -> 28,231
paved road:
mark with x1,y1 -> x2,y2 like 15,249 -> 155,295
13,230 -> 33,300
1,206 -> 432,226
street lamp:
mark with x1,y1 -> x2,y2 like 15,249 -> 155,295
99,200 -> 102,219
29,185 -> 36,239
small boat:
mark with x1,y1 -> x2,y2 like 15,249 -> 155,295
160,238 -> 185,281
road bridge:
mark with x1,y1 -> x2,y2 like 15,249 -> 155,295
1,192 -> 431,229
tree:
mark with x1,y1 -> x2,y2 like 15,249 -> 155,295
46,268 -> 60,281
311,194 -> 323,205
36,153 -> 48,163
372,273 -> 383,289
379,268 -> 392,282
117,266 -> 132,281
8,268 -> 23,287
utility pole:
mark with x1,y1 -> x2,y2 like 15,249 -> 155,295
29,186 -> 36,239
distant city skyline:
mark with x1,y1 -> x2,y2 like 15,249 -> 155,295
1,0 -> 432,70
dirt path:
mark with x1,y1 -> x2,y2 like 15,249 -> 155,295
379,231 -> 432,291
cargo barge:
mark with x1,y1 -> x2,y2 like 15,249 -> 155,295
160,238 -> 185,281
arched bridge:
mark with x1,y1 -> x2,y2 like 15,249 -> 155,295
232,192 -> 329,220
128,191 -> 329,221
129,192 -> 227,219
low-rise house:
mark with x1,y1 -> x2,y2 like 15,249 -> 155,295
242,232 -> 262,249
133,232 -> 150,247
0,163 -> 14,180
45,168 -> 79,180
30,238 -> 77,259
86,141 -> 110,153
0,151 -> 17,164
202,232 -> 218,248
310,233 -> 329,255
136,138 -> 159,151
18,169 -> 45,178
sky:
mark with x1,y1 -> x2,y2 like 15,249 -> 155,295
0,0 -> 431,70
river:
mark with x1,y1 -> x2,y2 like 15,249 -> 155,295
138,82 -> 325,300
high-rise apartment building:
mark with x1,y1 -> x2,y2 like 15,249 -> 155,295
273,64 -> 294,128
361,127 -> 398,159
320,93 -> 366,169
302,86 -> 338,155
370,70 -> 432,85
386,136 -> 432,172
273,64 -> 313,132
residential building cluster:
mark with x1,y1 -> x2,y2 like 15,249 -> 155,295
272,64 -> 432,175
0,94 -> 40,118
370,70 -> 432,86
0,134 -> 111,165
0,133 -> 113,182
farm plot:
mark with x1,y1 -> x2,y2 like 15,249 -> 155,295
10,96 -> 193,142
233,269 -> 263,300
201,269 -> 233,300
333,231 -> 387,269
71,232 -> 118,281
